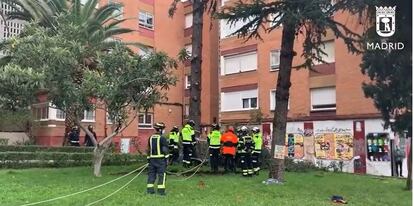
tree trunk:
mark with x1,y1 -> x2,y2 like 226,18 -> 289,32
93,146 -> 106,177
63,106 -> 77,146
406,137 -> 412,190
268,24 -> 296,182
189,0 -> 204,132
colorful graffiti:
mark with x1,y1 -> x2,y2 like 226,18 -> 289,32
314,133 -> 353,160
367,133 -> 390,161
285,133 -> 304,158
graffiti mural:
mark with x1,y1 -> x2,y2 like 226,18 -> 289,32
314,127 -> 354,160
366,133 -> 390,161
285,133 -> 304,158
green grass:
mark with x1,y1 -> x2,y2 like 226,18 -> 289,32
0,165 -> 411,206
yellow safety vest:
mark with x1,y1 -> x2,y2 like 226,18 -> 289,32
181,124 -> 194,143
169,132 -> 179,143
149,135 -> 165,158
208,130 -> 221,148
253,133 -> 263,152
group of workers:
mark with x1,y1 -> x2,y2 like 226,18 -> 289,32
146,120 -> 263,195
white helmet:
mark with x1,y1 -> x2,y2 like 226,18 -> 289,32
252,127 -> 260,133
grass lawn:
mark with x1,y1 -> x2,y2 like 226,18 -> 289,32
0,165 -> 411,206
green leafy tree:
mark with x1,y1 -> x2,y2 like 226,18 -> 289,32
0,22 -> 177,176
217,0 -> 368,183
361,0 -> 412,190
2,0 -> 134,145
169,0 -> 218,132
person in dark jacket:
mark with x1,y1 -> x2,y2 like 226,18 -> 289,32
84,125 -> 97,147
68,126 -> 80,146
147,122 -> 169,195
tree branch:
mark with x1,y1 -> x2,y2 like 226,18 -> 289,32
98,114 -> 138,146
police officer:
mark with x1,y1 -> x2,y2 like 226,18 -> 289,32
181,120 -> 196,167
147,122 -> 169,195
208,124 -> 221,173
238,126 -> 255,177
168,126 -> 180,164
68,126 -> 80,146
251,127 -> 263,175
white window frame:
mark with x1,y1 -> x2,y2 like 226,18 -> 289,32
55,108 -> 66,121
106,113 -> 113,124
185,44 -> 192,56
269,12 -> 282,28
220,89 -> 259,112
139,11 -> 154,30
310,87 -> 336,111
242,97 -> 258,109
314,40 -> 335,65
184,104 -> 190,117
185,75 -> 191,89
221,51 -> 257,75
270,89 -> 290,111
270,49 -> 280,70
82,109 -> 95,122
138,113 -> 153,128
185,13 -> 193,28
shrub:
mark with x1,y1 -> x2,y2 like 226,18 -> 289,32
0,145 -> 95,153
284,158 -> 317,172
0,151 -> 146,169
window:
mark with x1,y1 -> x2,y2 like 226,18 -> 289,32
185,13 -> 192,28
314,40 -> 335,64
106,113 -> 113,124
221,89 -> 258,111
139,113 -> 153,128
310,87 -> 336,111
56,109 -> 66,120
242,97 -> 257,109
83,110 -> 95,121
270,50 -> 280,70
185,75 -> 191,89
139,11 -> 154,29
221,52 -> 257,75
185,44 -> 192,56
139,45 -> 154,56
32,103 -> 49,120
108,0 -> 123,20
221,0 -> 229,6
269,12 -> 282,28
270,90 -> 290,110
185,104 -> 190,116
220,18 -> 253,39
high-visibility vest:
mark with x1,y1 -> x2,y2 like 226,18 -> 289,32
208,130 -> 221,148
253,133 -> 263,152
149,135 -> 165,158
181,124 -> 194,143
169,132 -> 180,144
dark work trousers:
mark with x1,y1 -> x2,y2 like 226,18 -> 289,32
168,146 -> 179,165
209,148 -> 220,172
223,154 -> 235,173
182,143 -> 193,167
251,151 -> 261,174
396,160 -> 403,177
240,153 -> 253,176
147,158 -> 167,195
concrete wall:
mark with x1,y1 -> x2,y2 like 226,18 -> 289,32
0,132 -> 29,145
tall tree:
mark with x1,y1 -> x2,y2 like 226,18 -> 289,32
2,0 -> 133,145
0,22 -> 177,176
169,0 -> 218,132
217,0 -> 368,183
361,0 -> 412,190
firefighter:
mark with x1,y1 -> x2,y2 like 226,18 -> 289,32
181,120 -> 196,167
235,127 -> 243,169
220,127 -> 238,173
68,126 -> 80,146
168,126 -> 180,164
208,124 -> 221,173
147,122 -> 169,196
238,126 -> 255,177
251,127 -> 263,175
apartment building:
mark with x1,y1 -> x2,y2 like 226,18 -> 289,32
218,0 -> 408,177
30,0 -> 219,153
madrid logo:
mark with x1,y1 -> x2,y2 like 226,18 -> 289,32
375,6 -> 396,37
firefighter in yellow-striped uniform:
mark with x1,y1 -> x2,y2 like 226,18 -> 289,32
168,126 -> 180,164
147,122 -> 169,196
181,120 -> 196,167
208,124 -> 222,173
252,127 -> 263,175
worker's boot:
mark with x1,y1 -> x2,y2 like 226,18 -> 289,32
158,189 -> 166,196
